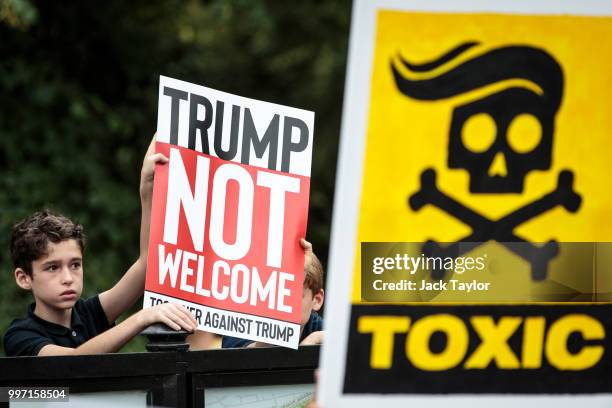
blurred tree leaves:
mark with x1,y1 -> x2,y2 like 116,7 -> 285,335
0,0 -> 38,29
0,0 -> 349,353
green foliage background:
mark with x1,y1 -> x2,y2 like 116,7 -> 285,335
0,0 -> 350,353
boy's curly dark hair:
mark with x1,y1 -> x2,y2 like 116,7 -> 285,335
10,210 -> 86,276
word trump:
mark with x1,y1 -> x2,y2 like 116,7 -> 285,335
358,314 -> 605,371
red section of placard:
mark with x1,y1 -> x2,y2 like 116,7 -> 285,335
145,141 -> 309,324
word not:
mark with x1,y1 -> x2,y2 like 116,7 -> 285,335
359,314 -> 605,371
163,147 -> 300,268
163,86 -> 310,172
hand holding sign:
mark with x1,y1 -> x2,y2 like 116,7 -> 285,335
137,302 -> 198,332
140,134 -> 169,202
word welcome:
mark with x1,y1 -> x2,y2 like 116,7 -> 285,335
158,244 -> 294,313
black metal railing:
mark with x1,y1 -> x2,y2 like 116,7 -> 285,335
0,332 -> 319,408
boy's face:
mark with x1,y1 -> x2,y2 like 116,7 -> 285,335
15,239 -> 84,315
300,286 -> 324,328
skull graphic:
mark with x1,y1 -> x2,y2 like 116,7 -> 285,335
390,42 -> 580,280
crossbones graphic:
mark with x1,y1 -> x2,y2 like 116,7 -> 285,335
409,168 -> 581,280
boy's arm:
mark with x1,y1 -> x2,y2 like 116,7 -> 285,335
99,137 -> 167,324
37,303 -> 196,356
246,341 -> 272,348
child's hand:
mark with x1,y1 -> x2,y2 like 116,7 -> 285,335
300,238 -> 313,254
140,134 -> 169,201
300,330 -> 323,346
301,238 -> 314,270
138,302 -> 198,332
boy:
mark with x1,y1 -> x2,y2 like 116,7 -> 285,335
4,139 -> 197,357
220,238 -> 324,348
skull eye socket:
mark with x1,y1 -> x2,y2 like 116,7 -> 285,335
507,113 -> 542,153
461,113 -> 497,153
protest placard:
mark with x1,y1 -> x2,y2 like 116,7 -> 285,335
143,76 -> 314,349
321,0 -> 612,406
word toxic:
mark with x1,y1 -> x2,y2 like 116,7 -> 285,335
359,314 -> 604,371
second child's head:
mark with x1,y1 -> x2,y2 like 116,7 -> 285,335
301,243 -> 324,328
11,211 -> 86,311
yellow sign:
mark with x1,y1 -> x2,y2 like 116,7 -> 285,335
322,2 -> 612,405
352,11 -> 612,303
